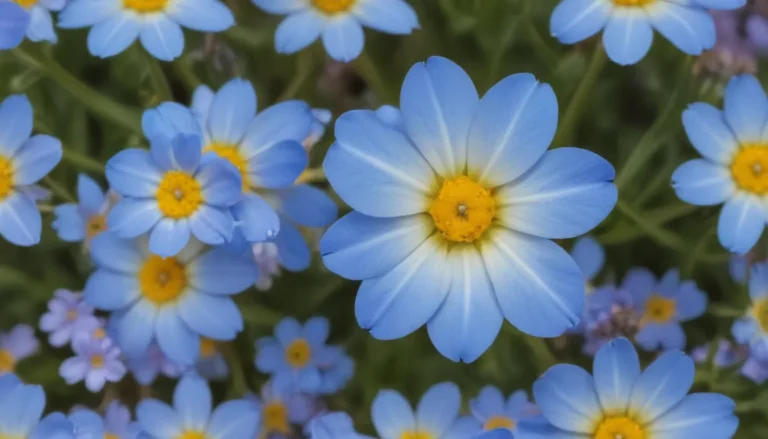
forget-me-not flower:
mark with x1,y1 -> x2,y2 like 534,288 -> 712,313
0,376 -> 75,438
468,387 -> 538,434
59,333 -> 126,392
39,289 -> 101,348
53,174 -> 115,249
0,324 -> 39,375
247,381 -> 314,438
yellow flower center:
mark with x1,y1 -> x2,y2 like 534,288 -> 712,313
66,309 -> 78,321
612,0 -> 654,5
0,350 -> 15,373
752,298 -> 768,333
593,416 -> 645,439
93,328 -> 107,339
90,354 -> 105,369
399,432 -> 434,439
0,435 -> 25,439
643,294 -> 676,323
284,338 -> 311,368
428,176 -> 496,243
312,0 -> 356,14
11,0 -> 38,8
0,155 -> 14,201
175,432 -> 207,439
156,171 -> 204,219
731,145 -> 768,194
138,256 -> 188,305
483,416 -> 516,431
105,434 -> 120,439
86,214 -> 108,240
204,143 -> 250,192
263,401 -> 291,434
123,0 -> 168,13
200,338 -> 217,358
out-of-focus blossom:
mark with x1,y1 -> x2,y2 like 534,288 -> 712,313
307,412 -> 372,439
40,289 -> 100,348
252,242 -> 281,291
195,337 -> 228,380
248,381 -> 314,438
371,382 -> 464,438
0,374 -> 75,437
467,386 -> 538,434
0,324 -> 39,375
582,288 -> 641,356
695,11 -> 759,77
102,401 -> 146,439
691,340 -> 748,367
317,345 -> 354,395
732,262 -> 768,358
59,334 -> 126,392
127,343 -> 184,386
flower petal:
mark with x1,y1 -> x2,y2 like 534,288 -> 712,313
592,338 -> 640,414
177,293 -> 242,340
628,350 -> 695,423
415,382 -> 462,436
602,8 -> 653,66
107,198 -> 162,238
139,15 -> 184,62
723,75 -> 768,143
682,102 -> 739,164
321,15 -> 364,62
274,184 -> 337,228
649,393 -> 738,439
189,248 -> 258,295
105,148 -> 162,197
352,0 -> 418,34
207,79 -> 256,145
155,307 -> 199,366
672,159 -> 735,206
136,400 -> 183,438
0,95 -> 33,156
247,140 -> 307,189
532,364 -> 601,433
275,10 -> 324,54
646,2 -> 714,55
372,390 -> 416,439
173,373 -> 212,432
549,0 -> 611,44
0,192 -> 41,246
87,13 -> 140,58
167,0 -> 233,32
717,193 -> 766,255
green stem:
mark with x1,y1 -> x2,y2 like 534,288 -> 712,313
682,221 -> 717,277
615,198 -> 688,252
145,54 -> 173,102
223,25 -> 272,51
296,167 -> 325,184
220,342 -> 249,398
355,50 -> 395,105
172,57 -> 202,91
524,335 -> 557,374
62,149 -> 105,174
43,176 -> 75,202
277,50 -> 313,102
13,45 -> 142,133
552,44 -> 607,147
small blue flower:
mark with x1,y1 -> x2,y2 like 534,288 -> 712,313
0,95 -> 62,246
673,75 -> 768,254
137,373 -> 260,438
0,324 -> 39,376
550,0 -> 743,65
255,316 -> 334,393
127,343 -> 184,386
8,0 -> 63,44
468,386 -> 538,433
307,412 -> 371,439
0,3 -> 30,49
742,350 -> 768,384
316,345 -> 354,395
59,333 -> 126,392
691,340 -> 747,367
582,288 -> 640,356
247,381 -> 315,438
84,233 -> 258,365
523,337 -> 739,439
371,382 -> 464,438
52,174 -> 114,248
732,262 -> 768,359
321,56 -> 617,362
58,0 -> 234,60
39,289 -> 101,348
0,376 -> 75,438
106,105 -> 243,257
196,337 -> 229,380
253,0 -> 419,62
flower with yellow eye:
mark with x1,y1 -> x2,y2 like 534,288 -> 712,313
59,333 -> 126,392
732,262 -> 768,362
246,381 -> 314,438
622,268 -> 706,352
0,324 -> 39,376
467,387 -> 538,434
321,56 -> 617,362
53,174 -> 116,250
674,75 -> 768,255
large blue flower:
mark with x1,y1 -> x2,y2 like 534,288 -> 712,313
732,261 -> 768,360
52,173 -> 113,248
84,233 -> 258,365
137,373 -> 260,438
523,337 -> 738,439
0,95 -> 62,246
106,104 -> 242,257
321,56 -> 617,362
0,3 -> 30,49
550,0 -> 744,66
673,74 -> 768,254
622,268 -> 706,351
58,0 -> 233,60
253,0 -> 418,62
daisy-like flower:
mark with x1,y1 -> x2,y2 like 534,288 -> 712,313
253,0 -> 419,62
106,106 -> 242,257
0,324 -> 39,375
623,268 -> 707,351
39,289 -> 101,347
53,174 -> 117,250
0,3 -> 30,49
321,56 -> 617,362
0,376 -> 76,438
59,333 -> 126,392
673,74 -> 768,254
247,381 -> 314,438
6,0 -> 63,44
522,337 -> 739,439
256,316 -> 333,393
317,345 -> 354,395
137,373 -> 260,439
549,0 -> 744,66
195,337 -> 228,380
308,412 -> 372,439
732,261 -> 768,359
467,387 -> 538,434
57,0 -> 234,61
127,343 -> 184,386
85,233 -> 258,365
0,95 -> 62,246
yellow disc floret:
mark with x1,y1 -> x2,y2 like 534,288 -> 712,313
594,416 -> 645,439
139,256 -> 188,305
312,0 -> 356,14
156,171 -> 204,219
263,401 -> 291,434
484,416 -> 515,431
204,143 -> 250,192
86,214 -> 108,240
123,0 -> 168,13
399,432 -> 434,439
612,0 -> 654,5
11,0 -> 38,8
90,354 -> 105,369
0,349 -> 15,373
200,338 -> 217,358
429,176 -> 496,243
176,432 -> 207,439
105,434 -> 120,439
285,338 -> 311,368
753,298 -> 768,333
0,155 -> 14,200
643,294 -> 676,324
731,145 -> 768,194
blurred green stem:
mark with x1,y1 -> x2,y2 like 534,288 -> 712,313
221,341 -> 249,398
524,335 -> 557,373
223,25 -> 272,51
297,167 -> 325,184
278,50 -> 313,101
62,149 -> 105,174
43,176 -> 75,202
12,45 -> 143,133
172,56 -> 202,91
145,54 -> 173,101
355,50 -> 395,105
552,44 -> 607,146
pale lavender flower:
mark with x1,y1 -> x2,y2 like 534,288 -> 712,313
0,324 -> 39,375
39,289 -> 100,347
127,343 -> 184,386
60,334 -> 125,392
252,242 -> 281,291
742,355 -> 768,384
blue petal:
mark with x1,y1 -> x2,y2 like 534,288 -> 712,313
649,393 -> 738,439
0,95 -> 33,156
621,267 -> 656,306
570,236 -> 604,280
274,317 -> 302,344
169,133 -> 202,173
532,364 -> 601,433
275,10 -> 324,54
470,386 -> 505,420
247,140 -> 307,189
57,0 -> 119,28
731,318 -> 757,344
191,85 -> 214,130
207,400 -> 260,439
672,159 -> 734,206
467,73 -> 558,187
549,0 -> 610,44
635,322 -> 686,351
155,307 -> 199,366
718,194 -> 766,255
371,390 -> 416,438
602,9 -> 653,66
355,235 -> 450,340
400,56 -> 479,178
647,2 -> 714,55
656,268 -> 680,296
628,350 -> 694,423
514,422 -> 582,439
208,78 -> 257,145
592,338 -> 640,413
0,384 -> 45,434
675,281 -> 707,321
0,4 -> 30,50
77,174 -> 105,215
173,373 -> 212,431
749,262 -> 768,300
149,218 -> 192,257
232,194 -> 280,242
427,246 -> 503,363
136,400 -> 183,438
303,316 -> 330,345
321,15 -> 364,62
115,301 -> 156,358
479,228 -> 584,337
682,103 -> 739,164
106,148 -> 162,197
11,135 -> 62,185
177,293 -> 242,340
107,198 -> 162,238
189,205 -> 235,245
415,382 -> 462,437
139,16 -> 184,61
375,105 -> 406,132
694,0 -> 745,8
190,248 -> 258,295
167,0 -> 234,32
27,7 -> 57,43
29,413 -> 74,439
252,0 -> 305,14
197,159 -> 241,206
240,100 -> 313,156
724,75 -> 768,143
142,102 -> 200,142
89,230 -> 143,273
275,218 -> 311,272
325,110 -> 436,217
353,0 -> 418,34
0,192 -> 41,246
87,13 -> 140,58
497,148 -> 616,239
275,185 -> 337,228
84,270 -> 140,311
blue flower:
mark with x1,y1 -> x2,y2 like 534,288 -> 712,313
137,373 -> 260,438
0,376 -> 75,438
321,56 -> 617,362
247,381 -> 315,438
84,233 -> 258,365
196,337 -> 229,380
0,3 -> 30,49
0,324 -> 39,376
59,333 -> 126,392
673,74 -> 768,254
307,412 -> 371,439
316,345 -> 354,395
253,0 -> 418,62
523,337 -> 739,439
742,350 -> 768,384
39,289 -> 101,347
550,0 -> 743,65
732,261 -> 768,359
255,316 -> 334,393
623,268 -> 707,351
58,0 -> 234,60
472,430 -> 514,439
106,105 -> 242,257
582,287 -> 640,356
52,174 -> 113,248
0,95 -> 62,246
371,382 -> 465,438
468,386 -> 538,433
